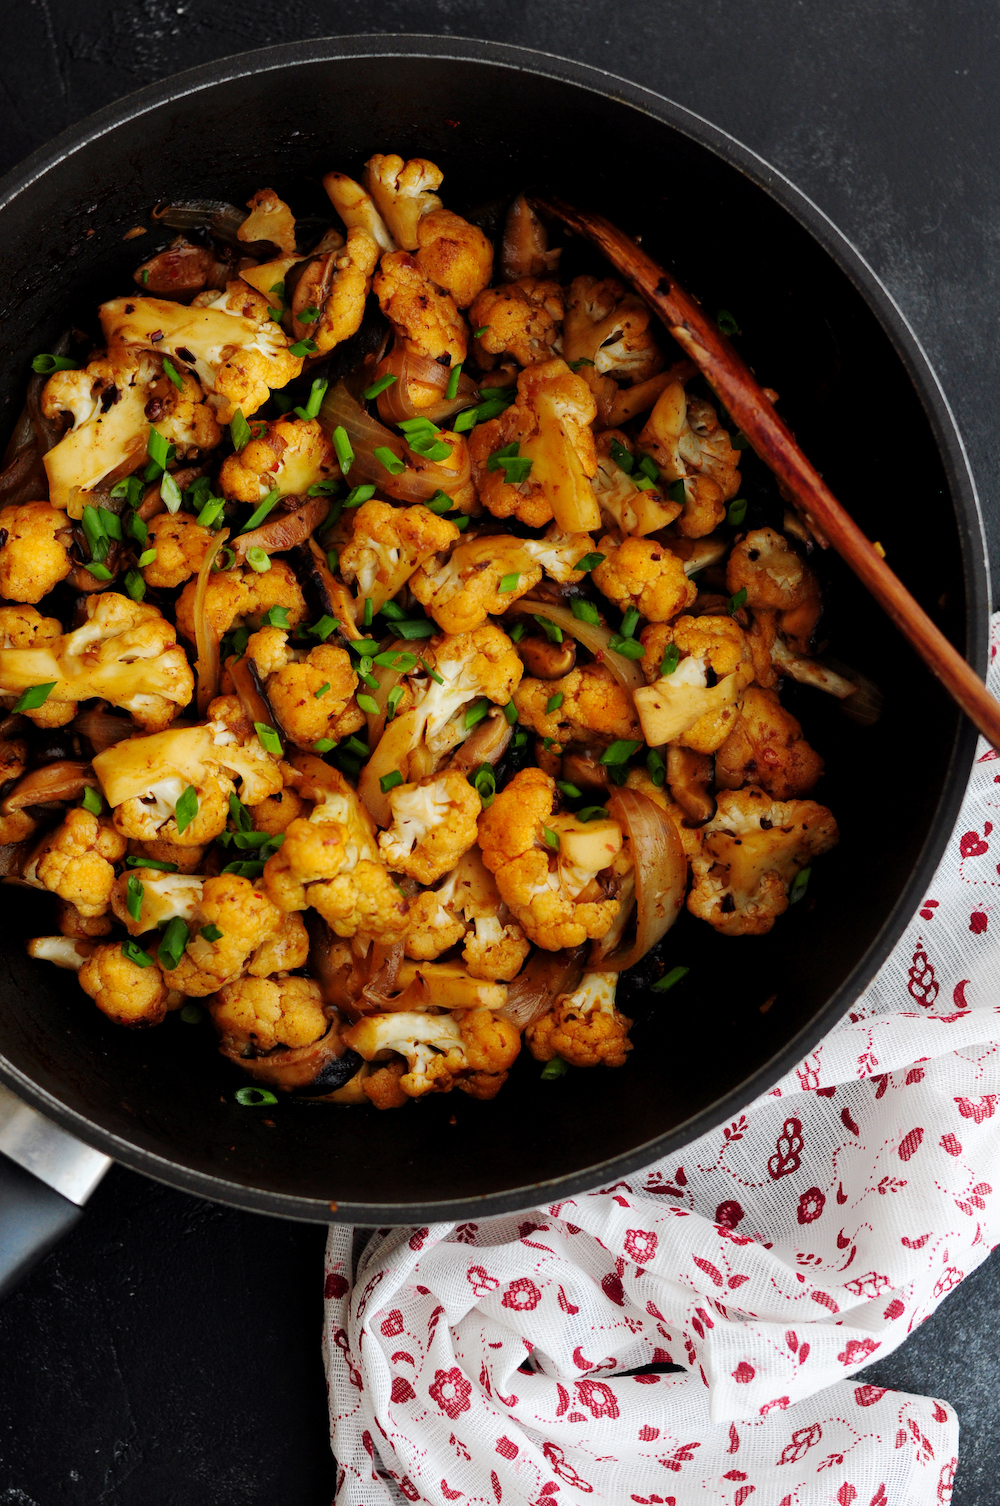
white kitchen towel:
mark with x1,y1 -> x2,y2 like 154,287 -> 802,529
323,615 -> 1000,1506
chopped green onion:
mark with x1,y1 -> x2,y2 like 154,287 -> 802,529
637,454 -> 660,483
362,598 -> 373,629
331,426 -> 353,474
380,770 -> 404,794
228,792 -> 252,832
513,729 -> 528,750
633,475 -> 657,493
542,827 -> 560,850
716,309 -> 740,336
731,431 -> 750,450
313,738 -> 335,753
453,387 -> 516,432
289,338 -> 318,357
97,506 -> 122,540
424,491 -> 453,515
121,940 -> 154,968
246,547 -> 271,573
363,374 -> 399,400
727,497 -> 748,526
533,615 -> 563,644
567,358 -> 594,371
577,805 -> 610,822
607,635 -> 646,660
487,441 -> 533,484
386,685 -> 403,719
374,445 -> 405,475
573,553 -> 606,573
652,965 -> 690,993
162,357 -> 185,392
394,618 -> 435,639
81,785 -> 103,816
373,649 -> 417,671
509,621 -> 527,643
309,615 -> 339,641
473,326 -> 489,338
342,736 -> 369,758
221,625 -> 250,660
297,305 -> 321,325
140,268 -> 150,286
727,587 -> 748,615
570,599 -> 600,626
314,682 -> 330,699
235,1086 -> 278,1106
545,692 -> 564,714
308,478 -> 341,496
419,658 -> 444,685
326,548 -> 339,574
471,764 -> 496,807
254,722 -> 282,756
125,855 -> 178,872
453,514 -> 470,532
195,497 -> 225,529
180,1002 -> 204,1024
125,875 -> 144,922
112,475 -> 144,510
12,683 -> 56,713
261,606 -> 290,629
294,377 -> 329,422
269,280 -> 286,305
556,781 -> 582,800
609,438 -> 634,475
660,643 -> 680,677
124,568 -> 146,602
600,739 -> 643,766
347,638 -> 380,656
221,859 -> 267,878
87,563 -> 114,581
446,362 -> 462,401
272,389 -> 293,411
240,489 -> 281,534
503,700 -> 518,724
157,917 -> 190,972
499,572 -> 520,594
464,697 -> 490,730
160,471 -> 182,514
147,427 -> 171,471
81,505 -> 108,560
357,693 -> 379,715
540,1057 -> 569,1080
646,748 -> 667,787
32,353 -> 78,374
344,484 -> 376,508
620,607 -> 640,639
789,866 -> 812,905
668,480 -> 686,505
173,785 -> 199,835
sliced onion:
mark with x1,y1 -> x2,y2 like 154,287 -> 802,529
501,946 -> 587,1030
358,706 -> 422,827
194,527 -> 229,716
596,788 -> 687,972
502,599 -> 645,693
71,704 -> 135,753
231,495 -> 329,564
318,381 -> 471,501
376,344 -> 480,425
363,639 -> 409,747
359,941 -> 406,1013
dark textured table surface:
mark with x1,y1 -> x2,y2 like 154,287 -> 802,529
1,5 -> 999,1504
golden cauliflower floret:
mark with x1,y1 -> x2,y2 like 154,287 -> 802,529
526,971 -> 633,1069
343,1008 -> 519,1101
143,511 -> 214,589
403,847 -> 529,980
591,534 -> 697,623
725,528 -> 823,653
162,874 -> 283,996
477,766 -> 622,950
78,942 -> 169,1028
563,276 -> 663,424
247,911 -> 310,977
405,889 -> 468,960
415,208 -> 493,308
378,770 -> 481,884
639,381 -> 740,538
688,786 -> 838,937
218,416 -> 336,503
715,686 -> 823,800
238,187 -> 298,254
514,663 -> 641,751
247,786 -> 308,836
35,808 -> 127,917
634,614 -> 755,753
285,227 -> 380,353
210,973 -> 328,1053
0,606 -> 70,726
410,533 -> 541,634
339,499 -> 460,606
175,559 -> 307,643
259,642 -> 359,751
470,358 -> 599,532
374,250 -> 466,366
364,153 -> 443,249
262,813 -> 409,944
0,502 -> 73,603
469,278 -> 564,367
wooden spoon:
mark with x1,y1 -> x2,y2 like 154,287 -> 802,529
533,194 -> 1000,752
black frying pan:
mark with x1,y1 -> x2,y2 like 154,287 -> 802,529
0,37 -> 987,1244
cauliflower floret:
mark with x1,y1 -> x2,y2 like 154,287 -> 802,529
0,593 -> 194,731
413,624 -> 524,759
374,250 -> 467,368
323,170 -> 396,252
471,358 -> 599,532
410,534 -> 541,634
468,278 -> 564,367
211,972 -> 327,1053
379,769 -> 481,884
405,888 -> 469,961
35,808 -> 127,917
477,766 -> 622,950
634,614 -> 755,753
219,417 -> 336,504
339,499 -> 461,613
514,662 -> 641,752
726,528 -> 822,654
592,430 -> 681,538
245,627 -> 359,750
78,941 -> 169,1027
639,381 -> 740,538
42,351 -> 221,512
161,874 -> 283,996
263,815 -> 409,942
238,188 -> 298,255
343,1007 -> 520,1101
0,502 -> 73,603
526,970 -> 633,1068
247,786 -> 308,835
564,276 -> 663,424
363,154 -> 443,250
715,686 -> 823,799
592,533 -> 697,623
415,208 -> 493,308
520,525 -> 595,585
205,694 -> 285,803
688,786 -> 838,936
247,910 -> 310,977
174,558 -> 307,643
0,606 -> 69,726
100,283 -> 304,424
404,846 -> 529,980
286,228 -> 381,353
142,511 -> 214,589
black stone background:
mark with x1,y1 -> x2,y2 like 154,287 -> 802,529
0,4 -> 999,1503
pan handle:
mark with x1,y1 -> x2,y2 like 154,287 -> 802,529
0,1151 -> 85,1298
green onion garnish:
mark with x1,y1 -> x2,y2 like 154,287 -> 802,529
157,917 -> 190,972
32,353 -> 77,374
235,1086 -> 278,1106
570,599 -> 600,625
727,587 -> 748,615
573,553 -> 605,573
727,498 -> 748,526
600,739 -> 643,766
309,615 -> 339,641
464,697 -> 490,730
380,770 -> 403,794
374,445 -> 404,475
499,572 -> 520,594
487,441 -> 533,485
314,682 -> 330,698
162,357 -> 185,392
124,569 -> 146,602
660,643 -> 680,676
652,965 -> 690,993
503,700 -> 518,724
159,472 -> 182,514
533,616 -> 563,644
344,484 -> 376,509
121,940 -> 154,968
789,867 -> 812,905
289,338 -> 318,357
620,607 -> 640,639
246,547 -> 270,573
240,490 -> 280,534
331,426 -> 353,474
174,786 -> 199,835
261,606 -> 290,628
254,722 -> 282,756
200,924 -> 223,943
125,855 -> 178,872
540,1057 -> 569,1080
81,785 -> 103,816
608,635 -> 645,660
716,309 -> 740,336
556,781 -> 582,799
446,363 -> 462,401
126,876 -> 144,923
313,738 -> 335,753
294,377 -> 329,422
394,619 -> 435,639
471,764 -> 495,807
646,749 -> 666,787
357,693 -> 379,715
545,692 -> 564,714
12,683 -> 56,713
363,374 -> 398,400
542,827 -> 560,850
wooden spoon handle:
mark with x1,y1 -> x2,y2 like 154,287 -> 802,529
534,194 -> 1000,752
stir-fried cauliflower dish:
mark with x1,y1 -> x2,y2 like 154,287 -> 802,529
2,159 -> 853,1110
